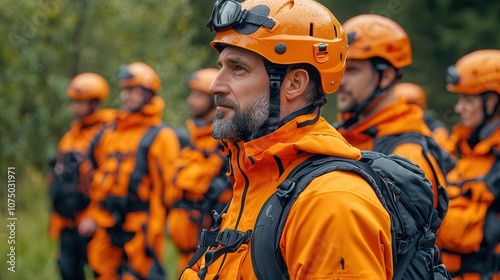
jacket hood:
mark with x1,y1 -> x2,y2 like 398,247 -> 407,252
186,118 -> 218,152
71,108 -> 116,130
339,99 -> 431,137
116,96 -> 164,130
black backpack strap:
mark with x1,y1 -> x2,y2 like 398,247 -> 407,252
173,126 -> 193,149
373,132 -> 454,220
179,203 -> 230,280
129,125 -> 165,195
88,125 -> 109,169
374,132 -> 455,181
251,154 -> 385,280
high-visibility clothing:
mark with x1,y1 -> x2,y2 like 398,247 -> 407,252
337,99 -> 448,208
166,118 -> 231,275
437,121 -> 500,279
49,108 -> 116,239
180,115 -> 393,279
86,96 -> 179,279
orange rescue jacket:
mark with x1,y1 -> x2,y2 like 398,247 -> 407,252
87,96 -> 179,248
167,119 -> 232,274
337,99 -> 448,208
181,115 -> 393,280
49,108 -> 116,239
436,121 -> 500,275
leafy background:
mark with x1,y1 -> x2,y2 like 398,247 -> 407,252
0,0 -> 499,279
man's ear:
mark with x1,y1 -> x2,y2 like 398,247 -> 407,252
379,67 -> 397,89
283,68 -> 309,101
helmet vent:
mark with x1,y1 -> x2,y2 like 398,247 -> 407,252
309,23 -> 314,36
334,25 -> 338,38
340,52 -> 343,61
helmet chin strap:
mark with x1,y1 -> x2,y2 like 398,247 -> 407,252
339,60 -> 396,130
467,92 -> 500,149
250,60 -> 287,140
250,60 -> 326,140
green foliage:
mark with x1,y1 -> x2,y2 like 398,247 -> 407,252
0,0 -> 213,172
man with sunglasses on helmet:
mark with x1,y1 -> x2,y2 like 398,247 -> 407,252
436,50 -> 500,279
180,0 -> 392,279
335,14 -> 452,216
78,62 -> 180,280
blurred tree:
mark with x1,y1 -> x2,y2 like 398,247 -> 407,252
0,0 -> 211,173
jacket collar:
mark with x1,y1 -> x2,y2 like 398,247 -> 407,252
222,115 -> 361,182
116,96 -> 164,130
338,99 -> 431,138
70,108 -> 116,132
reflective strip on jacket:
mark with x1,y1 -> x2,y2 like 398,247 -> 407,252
49,108 -> 116,239
180,115 -> 393,279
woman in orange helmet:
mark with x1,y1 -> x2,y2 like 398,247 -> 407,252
48,73 -> 116,280
436,50 -> 500,279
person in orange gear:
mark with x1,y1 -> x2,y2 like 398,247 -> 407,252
335,14 -> 452,212
179,0 -> 393,279
48,73 -> 116,280
165,68 -> 232,276
78,62 -> 180,280
394,82 -> 451,147
436,49 -> 500,279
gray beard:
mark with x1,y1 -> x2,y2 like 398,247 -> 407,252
212,92 -> 269,142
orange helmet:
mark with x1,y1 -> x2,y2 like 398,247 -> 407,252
394,82 -> 427,109
118,62 -> 162,94
343,14 -> 412,69
446,49 -> 500,95
208,0 -> 347,94
66,73 -> 110,101
188,68 -> 219,94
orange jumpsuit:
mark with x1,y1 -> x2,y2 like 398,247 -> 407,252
180,115 -> 393,279
49,108 -> 116,280
436,122 -> 500,279
86,96 -> 179,280
166,119 -> 231,275
337,99 -> 449,209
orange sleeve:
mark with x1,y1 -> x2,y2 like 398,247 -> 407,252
147,127 -> 180,247
282,171 -> 393,279
393,143 -> 446,208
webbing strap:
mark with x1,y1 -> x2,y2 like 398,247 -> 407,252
129,125 -> 165,195
197,229 -> 252,279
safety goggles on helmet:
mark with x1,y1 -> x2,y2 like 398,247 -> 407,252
118,65 -> 134,81
207,0 -> 275,32
446,65 -> 460,85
